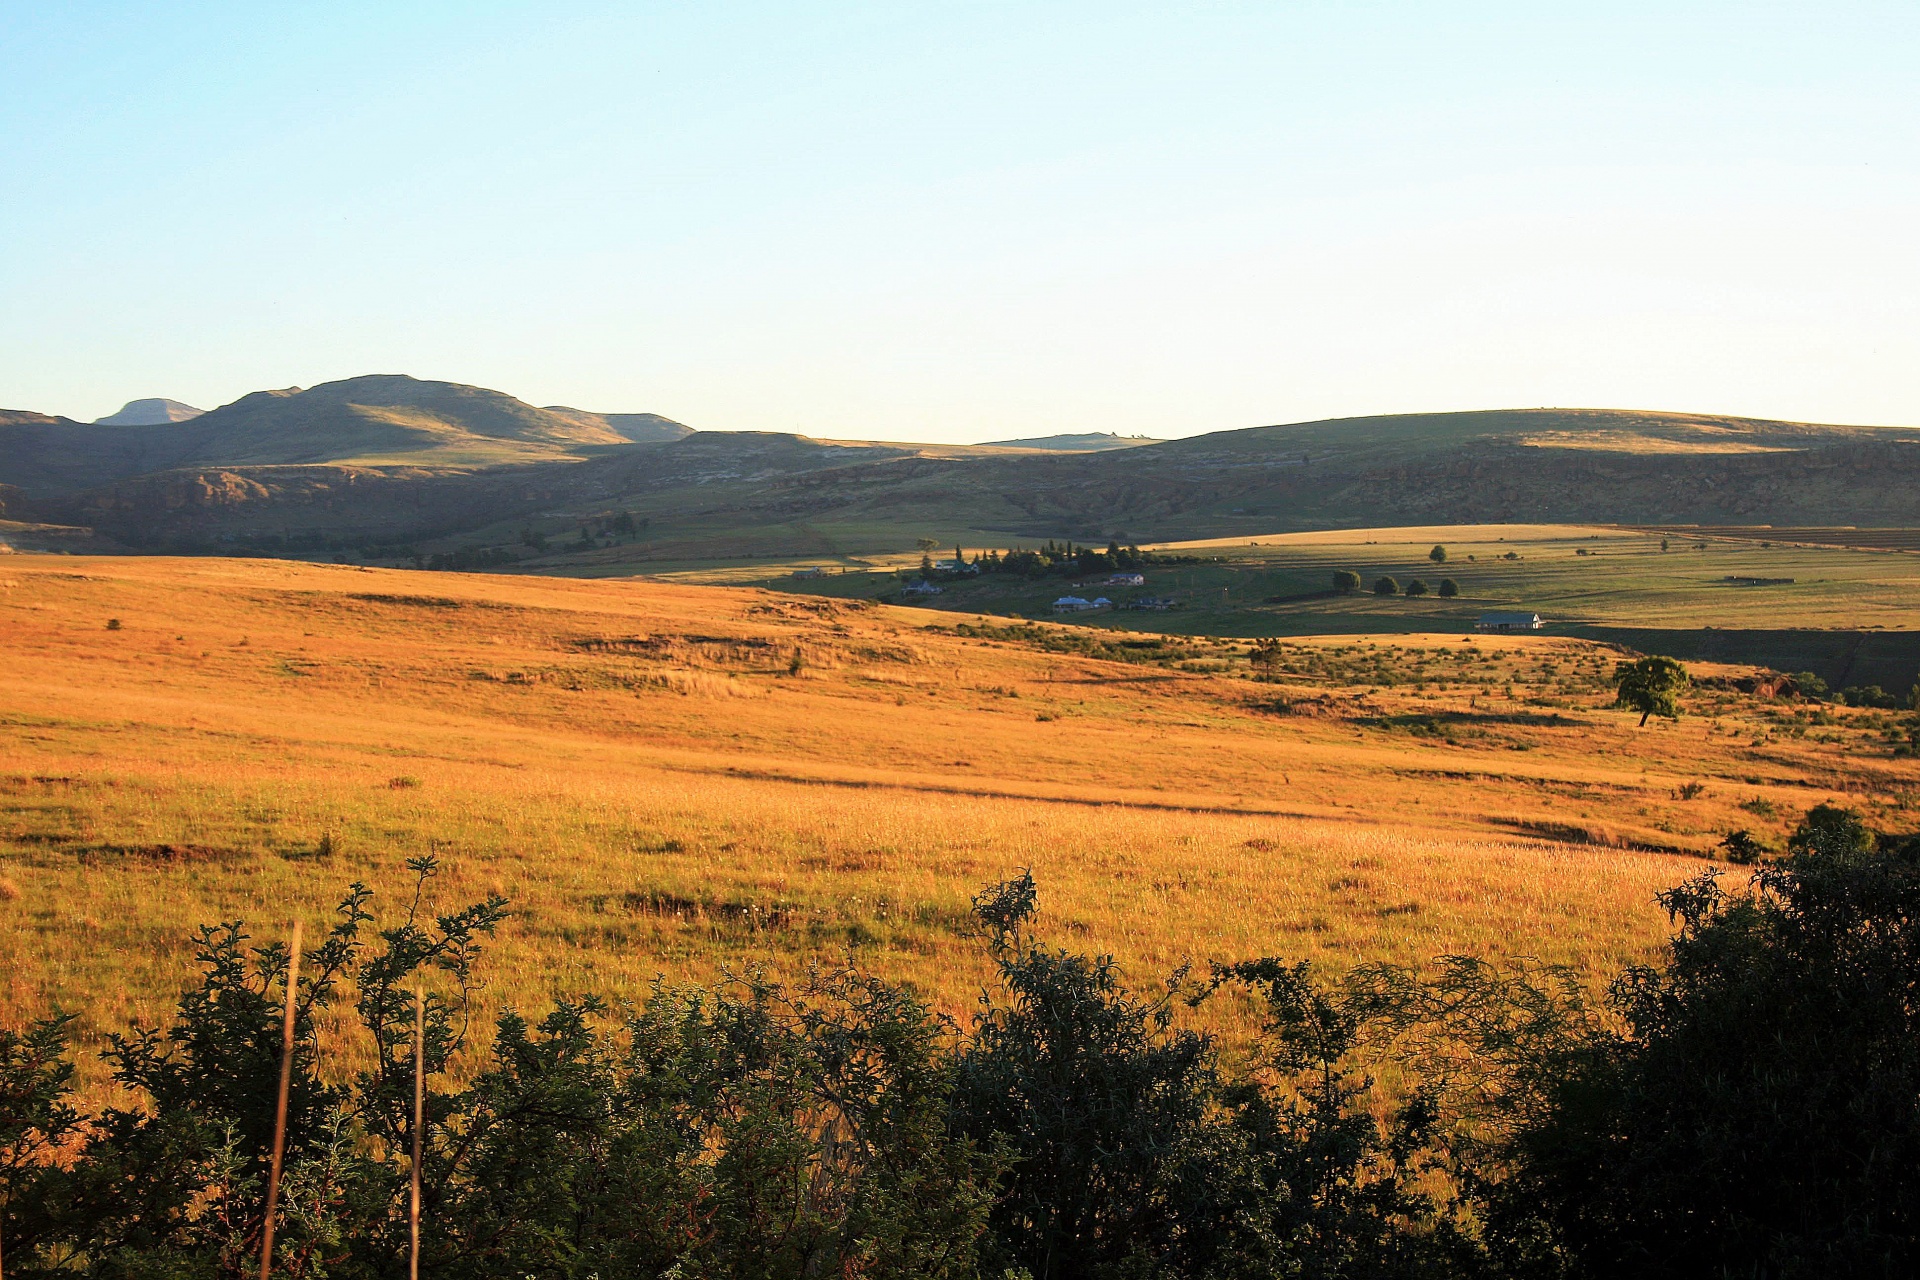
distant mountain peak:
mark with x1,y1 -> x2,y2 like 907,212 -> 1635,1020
94,398 -> 204,426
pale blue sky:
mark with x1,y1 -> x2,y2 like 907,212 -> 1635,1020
3,2 -> 1916,439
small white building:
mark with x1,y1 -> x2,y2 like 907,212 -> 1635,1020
1107,572 -> 1145,587
904,579 -> 943,596
1476,611 -> 1544,633
791,567 -> 825,579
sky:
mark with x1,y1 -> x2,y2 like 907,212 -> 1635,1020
2,1 -> 1917,441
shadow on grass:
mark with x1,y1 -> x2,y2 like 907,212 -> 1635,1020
1360,710 -> 1580,732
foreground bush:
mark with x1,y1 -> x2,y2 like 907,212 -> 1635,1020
1465,817 -> 1920,1278
5,805 -> 1920,1277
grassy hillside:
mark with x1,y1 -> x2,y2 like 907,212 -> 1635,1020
540,405 -> 694,443
6,556 -> 1917,1095
122,374 -> 682,466
415,407 -> 1920,560
0,375 -> 692,492
10,389 -> 1920,554
0,411 -> 161,493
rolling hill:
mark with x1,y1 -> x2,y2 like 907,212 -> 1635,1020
540,406 -> 694,443
980,431 -> 1163,451
94,398 -> 203,425
0,375 -> 691,492
118,374 -> 691,467
7,378 -> 1919,556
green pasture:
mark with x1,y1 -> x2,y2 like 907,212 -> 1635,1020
634,524 -> 1920,689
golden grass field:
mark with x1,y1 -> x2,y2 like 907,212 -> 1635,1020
4,554 -> 1916,1093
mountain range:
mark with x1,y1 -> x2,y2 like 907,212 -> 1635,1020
4,374 -> 1918,556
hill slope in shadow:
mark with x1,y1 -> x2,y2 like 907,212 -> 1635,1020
8,382 -> 1918,552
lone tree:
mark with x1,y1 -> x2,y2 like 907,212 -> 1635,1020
1373,576 -> 1399,596
1405,579 -> 1429,597
1332,570 -> 1362,594
1429,544 -> 1448,564
1437,578 -> 1459,598
1614,655 -> 1690,726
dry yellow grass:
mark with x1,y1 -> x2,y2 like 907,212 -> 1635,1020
4,556 -> 1911,1092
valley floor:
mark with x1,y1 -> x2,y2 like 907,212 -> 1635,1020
3,556 -> 1914,1092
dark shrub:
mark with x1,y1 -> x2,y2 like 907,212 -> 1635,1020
1719,829 -> 1763,864
950,873 -> 1457,1280
1472,810 -> 1920,1278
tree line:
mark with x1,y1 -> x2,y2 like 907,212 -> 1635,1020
6,807 -> 1920,1278
914,541 -> 1220,581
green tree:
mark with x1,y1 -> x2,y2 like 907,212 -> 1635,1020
1792,670 -> 1831,701
1719,830 -> 1763,864
1405,579 -> 1429,597
1332,570 -> 1362,594
1429,545 -> 1447,563
0,1017 -> 83,1275
1469,809 -> 1920,1277
1614,655 -> 1689,726
952,873 -> 1455,1280
1437,578 -> 1459,598
1787,803 -> 1874,858
953,875 -> 1229,1280
1372,577 -> 1399,596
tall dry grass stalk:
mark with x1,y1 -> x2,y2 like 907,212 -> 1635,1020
259,919 -> 301,1280
411,984 -> 424,1280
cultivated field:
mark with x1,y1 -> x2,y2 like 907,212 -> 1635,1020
4,554 -> 1916,1095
